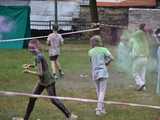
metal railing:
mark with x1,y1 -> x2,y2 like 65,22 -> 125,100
30,20 -> 92,31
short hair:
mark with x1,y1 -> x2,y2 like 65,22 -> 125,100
52,24 -> 59,32
90,35 -> 103,47
139,23 -> 146,31
28,39 -> 41,49
155,28 -> 160,35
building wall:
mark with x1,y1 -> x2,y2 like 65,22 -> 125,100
129,8 -> 160,31
97,0 -> 156,7
79,6 -> 128,44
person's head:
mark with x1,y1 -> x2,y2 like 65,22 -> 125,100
139,23 -> 146,31
155,28 -> 160,37
52,24 -> 58,33
90,35 -> 103,48
28,39 -> 41,54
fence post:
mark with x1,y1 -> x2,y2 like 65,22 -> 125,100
49,21 -> 52,31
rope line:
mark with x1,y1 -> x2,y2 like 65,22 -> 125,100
0,28 -> 100,43
0,91 -> 160,110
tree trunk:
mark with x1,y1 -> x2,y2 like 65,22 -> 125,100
89,0 -> 99,23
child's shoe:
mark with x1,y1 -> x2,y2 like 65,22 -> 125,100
66,113 -> 78,120
12,117 -> 24,120
59,70 -> 64,78
101,109 -> 107,115
53,74 -> 58,80
96,110 -> 102,116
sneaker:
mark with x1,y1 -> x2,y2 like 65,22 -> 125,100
142,86 -> 146,91
96,110 -> 102,116
66,114 -> 78,120
52,74 -> 58,80
12,117 -> 24,120
137,84 -> 145,91
101,109 -> 107,115
59,71 -> 64,78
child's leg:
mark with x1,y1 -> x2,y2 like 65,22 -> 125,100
55,57 -> 64,77
156,48 -> 160,95
137,57 -> 147,91
157,74 -> 160,95
132,58 -> 145,88
55,59 -> 62,70
51,61 -> 57,74
140,63 -> 147,87
97,78 -> 107,111
157,63 -> 160,95
50,56 -> 58,75
46,83 -> 71,118
94,80 -> 100,99
24,84 -> 44,120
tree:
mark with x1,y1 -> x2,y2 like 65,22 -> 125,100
89,0 -> 99,23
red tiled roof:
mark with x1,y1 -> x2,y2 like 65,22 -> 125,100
97,0 -> 156,7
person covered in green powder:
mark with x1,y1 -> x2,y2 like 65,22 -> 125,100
22,39 -> 78,120
117,29 -> 132,73
153,28 -> 160,95
129,23 -> 150,91
88,35 -> 114,116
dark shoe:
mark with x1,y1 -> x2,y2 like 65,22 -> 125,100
137,84 -> 145,91
52,74 -> 58,80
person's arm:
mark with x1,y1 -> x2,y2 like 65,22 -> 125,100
153,34 -> 160,45
23,58 -> 43,76
105,55 -> 114,66
22,64 -> 35,69
59,34 -> 64,46
105,50 -> 114,66
37,62 -> 43,76
46,34 -> 51,46
23,69 -> 39,76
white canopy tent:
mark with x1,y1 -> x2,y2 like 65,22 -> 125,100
0,0 -> 80,30
30,1 -> 80,30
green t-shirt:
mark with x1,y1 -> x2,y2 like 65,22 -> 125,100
88,47 -> 112,80
129,30 -> 149,58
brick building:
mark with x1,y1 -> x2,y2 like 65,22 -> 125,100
79,0 -> 159,44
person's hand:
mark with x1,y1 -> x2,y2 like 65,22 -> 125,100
105,60 -> 112,66
22,64 -> 33,69
23,69 -> 30,73
22,64 -> 29,69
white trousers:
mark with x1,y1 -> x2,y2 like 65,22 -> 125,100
94,78 -> 107,111
132,57 -> 147,87
157,47 -> 160,95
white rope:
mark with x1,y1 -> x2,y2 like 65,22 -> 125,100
100,23 -> 127,28
0,28 -> 100,43
0,91 -> 160,110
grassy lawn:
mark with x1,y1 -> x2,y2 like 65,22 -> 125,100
0,43 -> 160,120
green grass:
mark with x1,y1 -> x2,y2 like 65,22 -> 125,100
0,43 -> 160,120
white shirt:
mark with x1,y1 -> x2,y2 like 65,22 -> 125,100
47,33 -> 64,56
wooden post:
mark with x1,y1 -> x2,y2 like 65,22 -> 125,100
89,0 -> 99,23
54,0 -> 58,31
